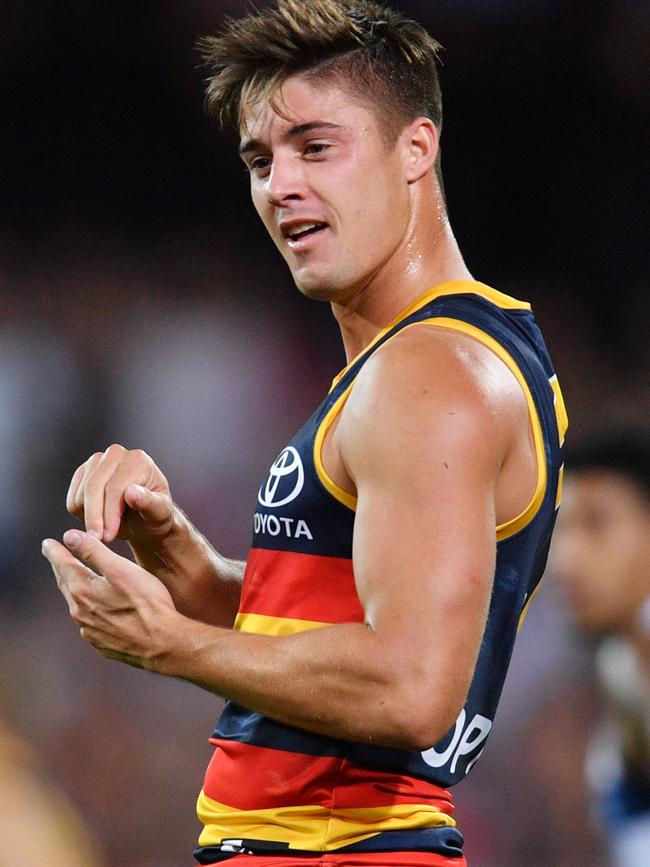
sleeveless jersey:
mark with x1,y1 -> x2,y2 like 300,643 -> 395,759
194,280 -> 568,864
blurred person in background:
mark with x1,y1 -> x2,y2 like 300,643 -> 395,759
0,708 -> 104,867
41,1 -> 567,865
553,429 -> 650,867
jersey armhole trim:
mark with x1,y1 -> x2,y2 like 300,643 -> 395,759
314,382 -> 358,512
420,317 -> 547,541
328,280 -> 531,394
314,314 -> 547,537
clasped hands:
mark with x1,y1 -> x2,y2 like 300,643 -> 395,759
41,445 -> 187,670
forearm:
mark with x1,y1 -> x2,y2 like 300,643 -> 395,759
130,508 -> 244,628
157,617 -> 451,750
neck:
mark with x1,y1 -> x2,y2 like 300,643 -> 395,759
331,204 -> 472,363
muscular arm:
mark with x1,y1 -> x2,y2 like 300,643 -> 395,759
45,329 -> 528,750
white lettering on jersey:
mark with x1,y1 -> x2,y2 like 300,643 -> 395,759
420,709 -> 466,768
295,520 -> 313,539
254,512 -> 314,541
421,709 -> 492,776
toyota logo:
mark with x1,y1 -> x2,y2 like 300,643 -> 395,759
258,446 -> 305,508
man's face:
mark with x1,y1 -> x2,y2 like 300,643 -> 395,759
552,471 -> 650,634
239,76 -> 412,302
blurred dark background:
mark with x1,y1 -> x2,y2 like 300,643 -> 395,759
0,1 -> 648,865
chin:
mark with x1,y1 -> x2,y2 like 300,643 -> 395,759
292,270 -> 351,303
294,279 -> 332,301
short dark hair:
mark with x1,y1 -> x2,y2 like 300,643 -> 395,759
567,428 -> 650,504
199,0 -> 444,181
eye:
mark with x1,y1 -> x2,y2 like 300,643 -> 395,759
303,142 -> 331,158
247,156 -> 272,176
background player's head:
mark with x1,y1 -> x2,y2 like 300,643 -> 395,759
200,0 -> 446,300
553,429 -> 650,636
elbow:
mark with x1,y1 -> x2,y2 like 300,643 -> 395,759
382,683 -> 465,753
395,713 -> 458,753
396,727 -> 438,754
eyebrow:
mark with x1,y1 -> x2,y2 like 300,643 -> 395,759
239,121 -> 343,157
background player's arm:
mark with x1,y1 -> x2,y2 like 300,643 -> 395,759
67,445 -> 243,627
45,329 -> 525,749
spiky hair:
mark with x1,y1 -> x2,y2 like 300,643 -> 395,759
199,0 -> 443,144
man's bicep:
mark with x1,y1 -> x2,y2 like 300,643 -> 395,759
343,332 -> 504,729
351,435 -> 497,704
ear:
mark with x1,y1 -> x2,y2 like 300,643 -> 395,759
402,118 -> 439,184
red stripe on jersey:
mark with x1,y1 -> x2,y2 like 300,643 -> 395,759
204,739 -> 454,816
239,548 -> 364,623
215,854 -> 468,866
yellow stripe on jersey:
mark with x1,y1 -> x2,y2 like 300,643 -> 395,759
234,612 -> 330,636
313,382 -> 358,512
317,281 -> 534,511
520,467 -> 564,630
329,280 -> 531,393
549,375 -> 568,447
196,790 -> 457,852
390,280 -> 531,327
518,580 -> 544,631
315,307 -> 548,540
555,464 -> 565,510
418,317 -> 547,540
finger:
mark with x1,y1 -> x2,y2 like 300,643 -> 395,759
41,537 -> 97,614
123,484 -> 174,529
66,462 -> 87,518
62,529 -> 136,587
62,529 -> 176,618
102,450 -> 168,542
67,453 -> 102,519
41,537 -> 74,604
82,444 -> 128,539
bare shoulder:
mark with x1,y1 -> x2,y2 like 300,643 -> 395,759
340,323 -> 528,472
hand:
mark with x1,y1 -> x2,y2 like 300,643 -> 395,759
65,444 -> 243,629
67,444 -> 176,545
42,529 -> 180,670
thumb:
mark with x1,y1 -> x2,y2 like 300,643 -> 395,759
62,530 -> 175,610
63,529 -> 135,585
124,484 -> 174,528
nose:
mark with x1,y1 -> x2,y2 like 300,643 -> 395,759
266,152 -> 306,207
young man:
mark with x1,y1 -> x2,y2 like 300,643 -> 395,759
552,430 -> 650,867
42,1 -> 567,864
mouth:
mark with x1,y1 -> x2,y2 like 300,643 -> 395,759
281,221 -> 329,250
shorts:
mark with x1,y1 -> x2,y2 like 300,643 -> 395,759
201,853 -> 467,866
